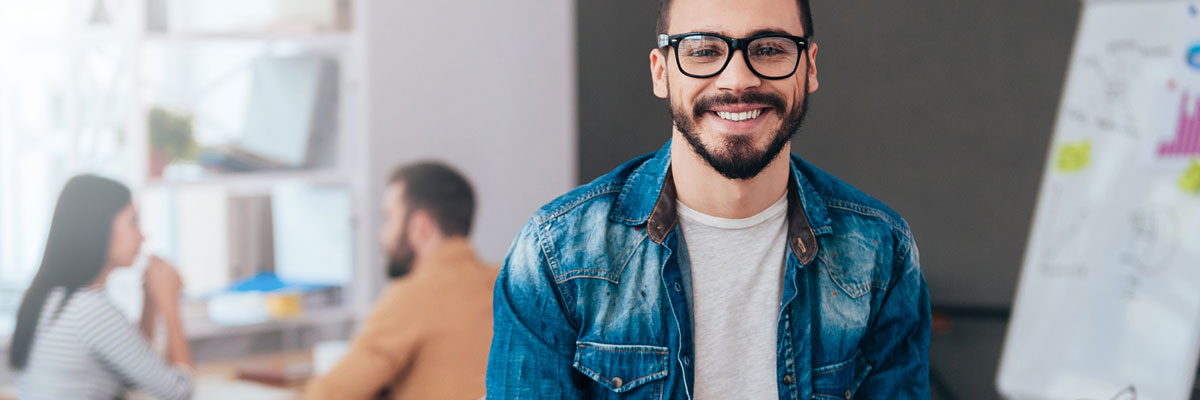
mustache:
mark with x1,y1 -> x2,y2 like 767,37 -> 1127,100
691,91 -> 787,119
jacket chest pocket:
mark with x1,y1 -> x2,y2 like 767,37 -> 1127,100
573,341 -> 670,398
812,350 -> 873,400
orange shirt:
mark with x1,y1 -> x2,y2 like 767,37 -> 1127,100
307,239 -> 498,400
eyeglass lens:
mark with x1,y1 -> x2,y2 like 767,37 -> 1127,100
676,35 -> 801,78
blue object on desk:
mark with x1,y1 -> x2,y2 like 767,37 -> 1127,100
205,272 -> 338,326
226,272 -> 334,293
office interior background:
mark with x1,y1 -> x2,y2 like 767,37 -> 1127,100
2,0 -> 1194,398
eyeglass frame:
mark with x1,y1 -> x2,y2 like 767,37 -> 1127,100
656,32 -> 811,80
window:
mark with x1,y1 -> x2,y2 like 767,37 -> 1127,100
0,0 -> 142,333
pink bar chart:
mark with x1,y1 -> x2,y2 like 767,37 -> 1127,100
1158,91 -> 1200,157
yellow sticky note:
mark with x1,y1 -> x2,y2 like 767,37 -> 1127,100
1181,158 -> 1200,194
1056,139 -> 1091,173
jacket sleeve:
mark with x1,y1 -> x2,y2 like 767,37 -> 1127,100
486,220 -> 586,399
854,236 -> 932,398
306,284 -> 420,400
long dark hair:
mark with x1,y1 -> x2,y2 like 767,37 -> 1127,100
8,174 -> 131,370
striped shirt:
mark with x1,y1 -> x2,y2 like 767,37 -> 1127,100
16,287 -> 193,400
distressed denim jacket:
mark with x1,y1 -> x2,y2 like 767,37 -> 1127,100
487,141 -> 931,399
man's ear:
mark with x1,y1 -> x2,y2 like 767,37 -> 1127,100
407,209 -> 436,243
805,42 -> 819,94
651,48 -> 669,99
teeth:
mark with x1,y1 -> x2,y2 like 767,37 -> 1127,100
715,109 -> 762,122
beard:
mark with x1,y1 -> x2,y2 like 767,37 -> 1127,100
670,77 -> 811,180
386,213 -> 416,279
386,248 -> 415,279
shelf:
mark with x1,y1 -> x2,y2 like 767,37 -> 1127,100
185,306 -> 357,341
144,169 -> 349,190
142,31 -> 352,46
0,307 -> 357,349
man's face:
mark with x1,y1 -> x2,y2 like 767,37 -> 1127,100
651,0 -> 819,180
379,183 -> 416,279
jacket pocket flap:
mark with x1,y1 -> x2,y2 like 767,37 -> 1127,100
572,341 -> 669,393
813,350 -> 873,399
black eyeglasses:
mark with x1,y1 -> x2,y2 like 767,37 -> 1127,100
657,32 -> 809,80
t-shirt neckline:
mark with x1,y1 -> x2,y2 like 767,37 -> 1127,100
676,193 -> 788,230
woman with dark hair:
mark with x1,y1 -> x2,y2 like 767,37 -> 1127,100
8,174 -> 193,400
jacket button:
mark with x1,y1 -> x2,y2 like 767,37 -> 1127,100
674,282 -> 682,292
611,377 -> 623,388
845,389 -> 852,399
782,374 -> 794,385
681,356 -> 690,366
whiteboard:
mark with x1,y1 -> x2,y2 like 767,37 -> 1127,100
998,1 -> 1200,399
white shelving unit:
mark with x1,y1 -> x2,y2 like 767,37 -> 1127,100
123,0 -> 372,346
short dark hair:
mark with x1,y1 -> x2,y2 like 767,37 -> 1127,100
389,161 -> 476,237
656,0 -> 814,38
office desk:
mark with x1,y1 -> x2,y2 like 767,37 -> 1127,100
2,351 -> 314,400
129,350 -> 313,400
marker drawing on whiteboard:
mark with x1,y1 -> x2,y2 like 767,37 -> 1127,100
1157,92 -> 1200,158
1039,211 -> 1088,277
1120,207 -> 1178,277
1080,53 -> 1140,138
1038,185 -> 1089,277
1109,385 -> 1137,400
1073,41 -> 1168,139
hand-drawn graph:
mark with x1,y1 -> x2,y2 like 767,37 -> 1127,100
1157,91 -> 1200,157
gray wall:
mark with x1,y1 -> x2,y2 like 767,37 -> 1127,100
365,0 -> 576,264
578,1 -> 1081,398
359,0 -> 576,314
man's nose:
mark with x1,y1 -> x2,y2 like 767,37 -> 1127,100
714,51 -> 762,92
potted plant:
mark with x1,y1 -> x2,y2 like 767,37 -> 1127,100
147,106 -> 196,178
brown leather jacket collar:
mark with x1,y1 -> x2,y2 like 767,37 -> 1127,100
645,168 -> 820,265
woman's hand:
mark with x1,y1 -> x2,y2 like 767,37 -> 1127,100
143,256 -> 183,309
141,256 -> 194,367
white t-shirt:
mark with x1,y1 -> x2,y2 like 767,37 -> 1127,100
677,194 -> 788,399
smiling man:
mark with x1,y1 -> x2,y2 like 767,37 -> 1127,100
486,0 -> 931,398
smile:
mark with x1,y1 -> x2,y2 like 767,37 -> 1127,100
714,109 -> 763,122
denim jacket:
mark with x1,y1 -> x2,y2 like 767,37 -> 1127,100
487,141 -> 931,399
